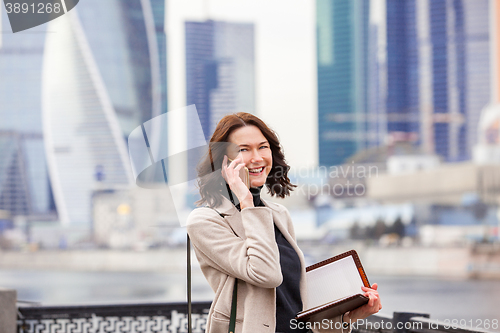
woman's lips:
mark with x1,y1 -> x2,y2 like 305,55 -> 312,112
248,166 -> 265,176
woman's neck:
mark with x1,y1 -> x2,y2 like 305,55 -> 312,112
223,184 -> 264,209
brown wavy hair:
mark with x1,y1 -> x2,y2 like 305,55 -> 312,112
196,112 -> 296,207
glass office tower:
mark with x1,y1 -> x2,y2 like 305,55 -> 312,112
317,0 -> 370,166
317,0 -> 490,166
185,20 -> 255,139
386,0 -> 420,136
385,0 -> 490,161
184,20 -> 255,178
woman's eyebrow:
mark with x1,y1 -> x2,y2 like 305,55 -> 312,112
239,141 -> 269,147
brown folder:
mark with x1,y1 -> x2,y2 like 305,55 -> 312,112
296,250 -> 370,323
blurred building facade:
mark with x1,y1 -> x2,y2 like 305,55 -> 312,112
316,0 -> 372,166
184,20 -> 255,176
0,14 -> 54,219
92,187 -> 178,249
473,0 -> 500,164
0,0 -> 167,229
317,0 -> 491,166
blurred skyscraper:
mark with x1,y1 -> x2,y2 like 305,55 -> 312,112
317,0 -> 490,166
385,0 -> 420,144
0,13 -> 53,218
316,0 -> 372,166
473,0 -> 500,163
76,0 -> 166,135
385,0 -> 490,162
185,20 -> 255,138
0,0 -> 167,227
184,20 -> 255,177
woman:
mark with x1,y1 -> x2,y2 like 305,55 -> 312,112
186,112 -> 381,333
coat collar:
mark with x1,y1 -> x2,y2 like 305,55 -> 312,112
211,194 -> 287,240
213,194 -> 281,216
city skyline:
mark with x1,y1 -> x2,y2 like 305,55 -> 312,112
1,0 -> 499,226
0,0 -> 167,226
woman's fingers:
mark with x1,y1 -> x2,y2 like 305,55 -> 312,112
234,162 -> 245,172
222,155 -> 251,204
368,293 -> 374,307
351,284 -> 382,320
222,155 -> 242,182
350,294 -> 382,320
361,284 -> 378,291
222,155 -> 228,178
363,290 -> 381,309
361,282 -> 378,291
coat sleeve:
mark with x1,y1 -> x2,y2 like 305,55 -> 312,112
273,204 -> 351,333
186,206 -> 283,288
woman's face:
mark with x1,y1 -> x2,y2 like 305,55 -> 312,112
227,125 -> 273,188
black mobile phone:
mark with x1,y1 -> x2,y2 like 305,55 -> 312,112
228,158 -> 250,189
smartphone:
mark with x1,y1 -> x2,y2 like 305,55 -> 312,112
228,158 -> 250,189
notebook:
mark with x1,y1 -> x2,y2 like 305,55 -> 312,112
296,250 -> 370,322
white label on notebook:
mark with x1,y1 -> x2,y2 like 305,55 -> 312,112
306,255 -> 364,310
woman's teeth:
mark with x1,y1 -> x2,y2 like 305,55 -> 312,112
249,167 -> 264,174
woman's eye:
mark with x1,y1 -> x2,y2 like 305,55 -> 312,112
259,146 -> 269,149
239,148 -> 247,152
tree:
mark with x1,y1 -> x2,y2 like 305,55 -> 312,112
390,217 -> 405,238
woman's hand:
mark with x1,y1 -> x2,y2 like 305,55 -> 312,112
344,283 -> 382,323
222,155 -> 253,209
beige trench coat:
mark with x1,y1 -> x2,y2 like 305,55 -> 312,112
186,196 -> 346,333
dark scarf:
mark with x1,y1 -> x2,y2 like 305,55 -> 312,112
223,185 -> 265,210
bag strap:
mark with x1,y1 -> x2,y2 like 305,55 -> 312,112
187,235 -> 192,333
228,279 -> 238,333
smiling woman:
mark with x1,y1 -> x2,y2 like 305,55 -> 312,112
187,112 -> 382,333
227,125 -> 273,188
195,112 -> 296,209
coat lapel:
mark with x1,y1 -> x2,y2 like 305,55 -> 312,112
214,196 -> 288,241
214,196 -> 246,238
215,196 -> 304,263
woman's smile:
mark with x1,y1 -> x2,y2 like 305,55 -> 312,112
248,166 -> 265,175
227,125 -> 273,187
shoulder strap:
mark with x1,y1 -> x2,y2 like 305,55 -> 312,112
187,235 -> 192,333
228,278 -> 238,333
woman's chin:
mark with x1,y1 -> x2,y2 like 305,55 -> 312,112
250,179 -> 265,188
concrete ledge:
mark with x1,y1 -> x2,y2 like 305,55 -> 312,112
0,288 -> 17,333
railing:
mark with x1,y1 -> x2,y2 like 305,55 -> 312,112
17,304 -> 497,333
17,302 -> 211,333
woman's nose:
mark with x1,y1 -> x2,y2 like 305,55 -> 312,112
250,150 -> 263,163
